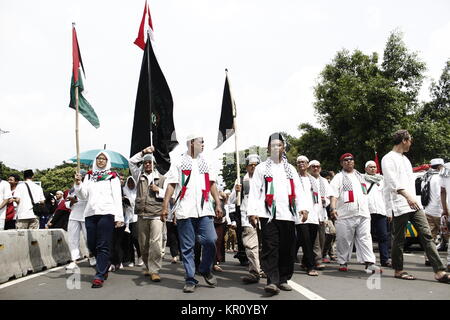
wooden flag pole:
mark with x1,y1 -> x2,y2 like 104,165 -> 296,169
225,69 -> 241,206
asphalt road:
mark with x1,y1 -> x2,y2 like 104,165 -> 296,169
1,248 -> 449,302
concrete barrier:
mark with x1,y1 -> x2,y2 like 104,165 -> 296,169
0,229 -> 90,284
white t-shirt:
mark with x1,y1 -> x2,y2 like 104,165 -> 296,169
366,178 -> 387,216
15,181 -> 45,220
329,171 -> 370,219
67,190 -> 88,222
0,180 -> 12,222
166,154 -> 217,220
440,176 -> 450,210
423,173 -> 443,217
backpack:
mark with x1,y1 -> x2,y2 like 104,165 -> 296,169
420,177 -> 431,207
414,176 -> 422,196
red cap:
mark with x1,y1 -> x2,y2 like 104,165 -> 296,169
339,153 -> 354,161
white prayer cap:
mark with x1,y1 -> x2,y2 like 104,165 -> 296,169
186,133 -> 203,141
365,160 -> 377,168
297,155 -> 309,163
309,160 -> 320,167
224,189 -> 231,195
430,158 -> 444,166
246,154 -> 261,165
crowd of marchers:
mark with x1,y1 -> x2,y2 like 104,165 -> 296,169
1,129 -> 450,293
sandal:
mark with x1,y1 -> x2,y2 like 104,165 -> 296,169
394,271 -> 416,280
307,270 -> 319,276
436,273 -> 450,283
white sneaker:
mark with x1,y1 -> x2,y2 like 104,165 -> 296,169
89,257 -> 97,266
365,263 -> 382,274
65,261 -> 77,270
125,262 -> 135,267
118,263 -> 123,270
136,257 -> 144,266
109,264 -> 116,272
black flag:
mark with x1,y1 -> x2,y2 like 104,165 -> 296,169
130,38 -> 178,174
216,73 -> 235,149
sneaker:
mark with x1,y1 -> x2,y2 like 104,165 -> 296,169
183,283 -> 196,293
118,263 -> 123,270
125,262 -> 135,267
278,283 -> 292,291
264,283 -> 280,295
242,273 -> 260,284
201,272 -> 217,286
339,264 -> 348,272
381,260 -> 392,268
365,263 -> 382,274
91,279 -> 103,288
136,257 -> 144,266
150,273 -> 161,282
171,256 -> 178,264
65,261 -> 77,270
89,257 -> 96,267
108,265 -> 116,272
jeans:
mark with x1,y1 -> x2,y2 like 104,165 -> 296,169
177,216 -> 217,285
85,214 -> 115,280
370,213 -> 390,264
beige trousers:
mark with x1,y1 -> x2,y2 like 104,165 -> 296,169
138,217 -> 164,274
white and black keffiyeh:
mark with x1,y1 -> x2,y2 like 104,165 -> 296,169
181,154 -> 209,174
264,154 -> 294,179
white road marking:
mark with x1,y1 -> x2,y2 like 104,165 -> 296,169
0,266 -> 66,290
288,280 -> 326,300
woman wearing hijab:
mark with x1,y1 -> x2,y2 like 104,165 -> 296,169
122,176 -> 143,267
74,151 -> 124,288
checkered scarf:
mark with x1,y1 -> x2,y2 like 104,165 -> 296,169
342,170 -> 366,192
181,154 -> 209,174
309,175 -> 327,204
264,154 -> 294,179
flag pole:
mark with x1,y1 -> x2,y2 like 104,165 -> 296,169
225,69 -> 241,206
146,30 -> 155,181
73,22 -> 80,174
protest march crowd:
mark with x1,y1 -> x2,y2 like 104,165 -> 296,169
1,129 -> 450,294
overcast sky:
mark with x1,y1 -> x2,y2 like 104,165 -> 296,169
1,0 -> 449,172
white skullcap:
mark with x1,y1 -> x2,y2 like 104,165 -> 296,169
297,155 -> 309,163
365,160 -> 377,168
309,160 -> 320,167
246,154 -> 261,164
186,133 -> 203,141
430,158 -> 444,166
224,189 -> 231,195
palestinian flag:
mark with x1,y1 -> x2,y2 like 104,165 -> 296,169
134,0 -> 154,49
69,25 -> 100,129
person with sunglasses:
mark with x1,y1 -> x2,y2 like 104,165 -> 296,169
329,153 -> 381,274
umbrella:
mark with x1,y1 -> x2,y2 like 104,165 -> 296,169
69,149 -> 129,169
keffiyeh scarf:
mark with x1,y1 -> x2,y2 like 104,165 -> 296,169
179,154 -> 210,209
88,170 -> 118,182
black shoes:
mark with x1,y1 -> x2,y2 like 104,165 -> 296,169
201,272 -> 217,286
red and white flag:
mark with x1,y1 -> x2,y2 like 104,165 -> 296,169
134,0 -> 154,50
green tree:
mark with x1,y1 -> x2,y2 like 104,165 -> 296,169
0,162 -> 22,180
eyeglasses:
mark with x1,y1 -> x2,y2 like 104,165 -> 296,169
343,158 -> 354,162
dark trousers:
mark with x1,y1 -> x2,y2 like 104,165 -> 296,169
296,223 -> 319,271
260,218 -> 296,285
214,223 -> 226,263
5,220 -> 16,230
111,226 -> 126,266
370,213 -> 390,264
123,222 -> 141,263
166,221 -> 180,258
85,214 -> 114,281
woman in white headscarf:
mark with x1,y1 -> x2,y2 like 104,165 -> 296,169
74,151 -> 124,288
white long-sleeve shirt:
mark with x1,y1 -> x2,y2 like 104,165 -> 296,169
229,173 -> 254,228
311,175 -> 331,222
74,175 -> 124,222
381,150 -> 422,217
247,161 -> 308,222
296,175 -> 318,225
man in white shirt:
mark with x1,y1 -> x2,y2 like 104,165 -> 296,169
382,129 -> 449,282
230,154 -> 263,284
0,177 -> 13,230
440,162 -> 450,271
309,160 -> 332,267
364,160 -> 391,267
129,146 -> 167,282
162,134 -> 223,293
422,158 -> 445,266
247,133 -> 308,295
14,169 -> 45,229
330,153 -> 380,273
